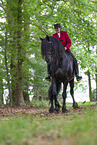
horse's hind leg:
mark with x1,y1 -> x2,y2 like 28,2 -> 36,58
62,82 -> 68,113
69,79 -> 78,109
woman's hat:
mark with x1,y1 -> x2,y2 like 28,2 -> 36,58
54,23 -> 61,28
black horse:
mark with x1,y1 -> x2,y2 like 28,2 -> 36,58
40,35 -> 78,113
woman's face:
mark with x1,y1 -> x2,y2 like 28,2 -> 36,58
55,27 -> 61,33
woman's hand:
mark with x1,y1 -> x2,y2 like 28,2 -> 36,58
64,47 -> 68,50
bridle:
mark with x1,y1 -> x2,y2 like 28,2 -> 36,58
47,41 -> 59,65
48,41 -> 54,55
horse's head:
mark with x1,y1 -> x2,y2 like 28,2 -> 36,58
40,35 -> 54,63
40,35 -> 65,65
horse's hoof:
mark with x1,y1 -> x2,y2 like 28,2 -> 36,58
55,102 -> 61,113
55,106 -> 60,113
49,107 -> 54,113
73,102 -> 78,109
62,106 -> 68,113
62,108 -> 68,113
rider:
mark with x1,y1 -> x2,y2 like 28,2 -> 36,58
45,23 -> 82,81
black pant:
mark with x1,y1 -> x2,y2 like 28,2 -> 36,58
65,50 -> 79,75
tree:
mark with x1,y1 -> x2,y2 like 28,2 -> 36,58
36,0 -> 97,101
0,0 -> 96,105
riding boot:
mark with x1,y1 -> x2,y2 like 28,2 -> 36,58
45,74 -> 50,81
74,60 -> 82,81
67,51 -> 82,81
45,63 -> 51,81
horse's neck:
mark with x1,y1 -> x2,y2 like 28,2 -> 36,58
61,52 -> 68,60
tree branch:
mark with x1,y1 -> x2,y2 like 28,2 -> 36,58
42,0 -> 55,9
0,3 -> 7,11
35,23 -> 49,35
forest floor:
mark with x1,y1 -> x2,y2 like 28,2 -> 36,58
0,101 -> 96,117
0,102 -> 97,145
0,103 -> 90,118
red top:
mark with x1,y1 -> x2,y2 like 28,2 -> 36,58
53,31 -> 71,51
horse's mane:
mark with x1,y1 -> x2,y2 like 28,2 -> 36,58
41,36 -> 66,63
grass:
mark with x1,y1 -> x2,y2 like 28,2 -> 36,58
31,100 -> 50,109
31,99 -> 96,109
0,102 -> 97,145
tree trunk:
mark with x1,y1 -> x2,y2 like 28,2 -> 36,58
87,70 -> 92,101
0,79 -> 3,107
33,87 -> 39,100
15,0 -> 25,106
95,46 -> 97,101
4,30 -> 12,106
0,94 -> 2,107
23,91 -> 30,104
23,11 -> 30,104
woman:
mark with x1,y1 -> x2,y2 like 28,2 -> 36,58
45,23 -> 82,81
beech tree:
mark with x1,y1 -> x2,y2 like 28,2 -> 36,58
0,0 -> 96,106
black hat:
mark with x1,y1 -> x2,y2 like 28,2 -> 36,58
54,23 -> 61,28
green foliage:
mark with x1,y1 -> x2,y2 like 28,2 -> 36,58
0,0 -> 96,103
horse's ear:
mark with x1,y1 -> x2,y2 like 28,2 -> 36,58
46,35 -> 49,41
40,37 -> 43,41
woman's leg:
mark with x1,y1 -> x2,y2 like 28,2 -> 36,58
65,51 -> 82,81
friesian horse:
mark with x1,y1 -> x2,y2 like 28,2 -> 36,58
40,35 -> 78,113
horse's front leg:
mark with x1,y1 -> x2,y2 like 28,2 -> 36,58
49,78 -> 60,113
62,82 -> 68,113
54,82 -> 61,113
48,85 -> 54,113
70,79 -> 78,109
55,97 -> 61,113
49,98 -> 54,113
52,78 -> 57,96
51,78 -> 59,112
49,78 -> 57,113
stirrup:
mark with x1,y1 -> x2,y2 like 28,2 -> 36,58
76,75 -> 82,81
45,75 -> 51,81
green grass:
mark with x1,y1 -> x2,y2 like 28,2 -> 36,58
0,103 -> 97,145
31,100 -> 50,109
31,99 -> 96,109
